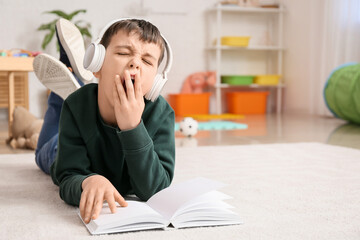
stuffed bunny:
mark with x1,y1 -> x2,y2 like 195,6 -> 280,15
6,106 -> 43,150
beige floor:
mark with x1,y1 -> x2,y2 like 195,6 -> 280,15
174,113 -> 360,149
1,113 -> 360,154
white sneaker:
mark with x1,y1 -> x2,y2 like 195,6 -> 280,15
33,53 -> 80,100
56,18 -> 93,82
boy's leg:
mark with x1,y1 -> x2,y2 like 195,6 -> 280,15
56,18 -> 93,83
33,55 -> 81,174
36,92 -> 63,149
37,23 -> 85,149
33,53 -> 81,100
34,20 -> 89,174
35,133 -> 58,174
35,91 -> 62,174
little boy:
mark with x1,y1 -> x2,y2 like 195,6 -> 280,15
34,19 -> 175,224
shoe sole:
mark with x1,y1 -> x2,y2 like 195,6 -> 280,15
56,18 -> 93,82
33,53 -> 80,100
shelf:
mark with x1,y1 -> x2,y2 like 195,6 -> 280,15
208,4 -> 285,114
209,5 -> 284,13
215,84 -> 285,89
0,57 -> 34,71
207,46 -> 285,51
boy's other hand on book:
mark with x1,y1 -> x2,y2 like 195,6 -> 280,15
80,175 -> 128,224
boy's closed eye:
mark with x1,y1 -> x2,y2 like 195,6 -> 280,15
142,58 -> 153,66
116,51 -> 153,64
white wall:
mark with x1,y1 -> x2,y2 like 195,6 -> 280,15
0,0 -> 327,118
0,0 -> 218,118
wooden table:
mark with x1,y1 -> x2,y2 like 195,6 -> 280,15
0,57 -> 34,137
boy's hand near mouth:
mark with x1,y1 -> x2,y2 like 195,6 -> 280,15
113,70 -> 145,130
122,74 -> 135,93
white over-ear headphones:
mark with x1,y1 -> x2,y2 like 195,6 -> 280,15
83,18 -> 173,102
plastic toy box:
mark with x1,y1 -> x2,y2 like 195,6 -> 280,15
226,91 -> 269,114
221,75 -> 254,85
221,36 -> 251,47
253,75 -> 281,85
168,93 -> 211,117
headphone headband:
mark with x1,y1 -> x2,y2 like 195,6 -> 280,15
84,18 -> 173,102
93,18 -> 172,75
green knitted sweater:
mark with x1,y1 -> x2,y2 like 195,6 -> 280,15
50,84 -> 175,206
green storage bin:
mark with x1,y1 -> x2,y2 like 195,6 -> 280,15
221,75 -> 254,85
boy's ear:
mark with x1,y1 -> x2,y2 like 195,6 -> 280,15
93,71 -> 101,78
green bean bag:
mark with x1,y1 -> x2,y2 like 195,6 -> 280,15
324,63 -> 360,124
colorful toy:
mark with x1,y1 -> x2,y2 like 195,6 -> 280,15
179,117 -> 198,137
181,71 -> 216,94
0,49 -> 40,57
324,62 -> 360,124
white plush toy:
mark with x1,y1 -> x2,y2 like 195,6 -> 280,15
179,117 -> 198,137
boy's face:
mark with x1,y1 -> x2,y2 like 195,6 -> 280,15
95,30 -> 161,107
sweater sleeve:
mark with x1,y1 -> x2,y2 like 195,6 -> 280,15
50,101 -> 95,206
117,109 -> 175,201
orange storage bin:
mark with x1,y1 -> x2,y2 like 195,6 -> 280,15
168,93 -> 211,117
226,91 -> 269,114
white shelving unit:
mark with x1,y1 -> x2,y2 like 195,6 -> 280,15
207,4 -> 285,114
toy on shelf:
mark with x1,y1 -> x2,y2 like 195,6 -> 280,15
181,71 -> 216,94
220,0 -> 259,7
221,36 -> 251,47
219,0 -> 279,8
0,49 -> 41,57
179,117 -> 198,137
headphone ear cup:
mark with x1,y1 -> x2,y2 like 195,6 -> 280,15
145,74 -> 168,102
83,43 -> 106,73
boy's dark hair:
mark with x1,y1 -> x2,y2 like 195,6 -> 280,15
100,19 -> 165,66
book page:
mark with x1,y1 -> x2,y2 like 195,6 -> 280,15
146,177 -> 226,220
83,201 -> 168,234
172,191 -> 232,218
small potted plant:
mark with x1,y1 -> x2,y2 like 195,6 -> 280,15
37,9 -> 92,51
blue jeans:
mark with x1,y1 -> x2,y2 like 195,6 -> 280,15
35,92 -> 63,174
35,78 -> 84,174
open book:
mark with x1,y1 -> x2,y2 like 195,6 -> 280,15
79,177 -> 242,235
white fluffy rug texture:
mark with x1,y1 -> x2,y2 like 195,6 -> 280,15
1,143 -> 360,240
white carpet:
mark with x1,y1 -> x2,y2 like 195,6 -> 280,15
1,143 -> 360,240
